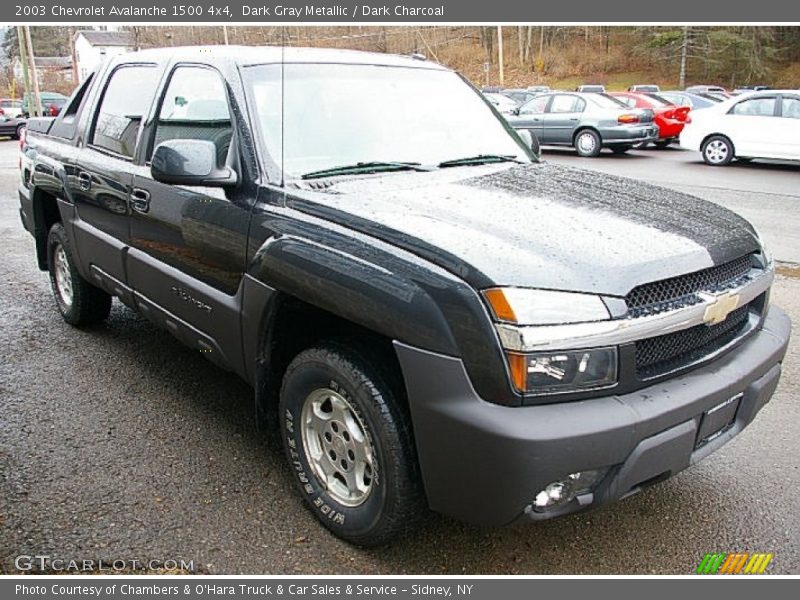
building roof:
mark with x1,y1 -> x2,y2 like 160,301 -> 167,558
76,30 -> 135,47
34,56 -> 72,69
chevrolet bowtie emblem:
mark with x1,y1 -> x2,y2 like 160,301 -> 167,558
700,291 -> 741,326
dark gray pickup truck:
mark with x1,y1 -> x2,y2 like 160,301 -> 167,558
18,46 -> 790,546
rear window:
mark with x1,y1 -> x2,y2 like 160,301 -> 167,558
591,94 -> 628,108
90,65 -> 160,158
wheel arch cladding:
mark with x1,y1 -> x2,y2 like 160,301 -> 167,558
32,188 -> 63,270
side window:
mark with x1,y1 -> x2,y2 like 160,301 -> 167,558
91,65 -> 159,158
729,97 -> 777,117
152,66 -> 233,167
550,95 -> 582,113
520,95 -> 549,115
781,97 -> 800,119
60,73 -> 94,125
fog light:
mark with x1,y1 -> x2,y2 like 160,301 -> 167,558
532,469 -> 608,512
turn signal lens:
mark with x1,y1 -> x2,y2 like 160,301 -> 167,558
483,288 -> 517,322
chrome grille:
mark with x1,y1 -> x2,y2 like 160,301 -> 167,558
635,303 -> 751,379
626,254 -> 754,315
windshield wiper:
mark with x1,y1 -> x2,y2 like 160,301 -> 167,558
438,154 -> 523,168
301,161 -> 432,180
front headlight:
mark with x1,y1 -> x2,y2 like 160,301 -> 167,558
506,347 -> 618,394
752,226 -> 773,268
482,288 -> 617,394
482,287 -> 610,325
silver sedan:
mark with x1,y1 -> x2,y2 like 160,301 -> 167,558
506,92 -> 658,157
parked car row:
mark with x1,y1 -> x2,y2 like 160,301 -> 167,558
488,82 -> 799,164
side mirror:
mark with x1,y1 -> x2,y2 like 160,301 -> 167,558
516,129 -> 541,157
151,139 -> 237,187
512,107 -> 520,116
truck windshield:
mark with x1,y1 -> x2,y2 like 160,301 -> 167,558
245,63 -> 532,180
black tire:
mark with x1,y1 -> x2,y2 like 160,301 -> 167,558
653,140 -> 672,149
610,144 -> 632,154
279,343 -> 424,546
574,129 -> 602,157
14,124 -> 25,140
701,135 -> 734,166
47,223 -> 112,326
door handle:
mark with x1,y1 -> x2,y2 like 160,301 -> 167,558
130,188 -> 151,213
77,171 -> 92,191
568,117 -> 579,121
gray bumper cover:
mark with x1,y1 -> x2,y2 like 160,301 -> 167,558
395,306 -> 791,526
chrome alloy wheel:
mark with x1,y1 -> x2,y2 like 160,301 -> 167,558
704,139 -> 729,164
53,244 -> 73,308
577,132 -> 597,153
300,388 -> 375,507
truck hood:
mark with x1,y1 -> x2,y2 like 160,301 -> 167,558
286,162 -> 759,296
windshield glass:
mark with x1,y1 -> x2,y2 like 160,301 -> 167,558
245,63 -> 531,179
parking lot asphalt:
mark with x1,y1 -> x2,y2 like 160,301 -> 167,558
0,139 -> 798,574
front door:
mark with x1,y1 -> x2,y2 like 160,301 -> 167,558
507,95 -> 547,140
542,94 -> 586,145
126,64 -> 253,373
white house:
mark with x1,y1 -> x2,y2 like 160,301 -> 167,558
73,30 -> 135,83
12,56 -> 73,89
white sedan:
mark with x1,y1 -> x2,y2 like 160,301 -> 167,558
679,90 -> 800,165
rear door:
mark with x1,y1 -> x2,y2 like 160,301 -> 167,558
543,94 -> 586,144
126,63 -> 253,372
724,95 -> 780,157
69,63 -> 162,295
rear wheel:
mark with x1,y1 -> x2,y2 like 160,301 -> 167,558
574,129 -> 602,157
701,135 -> 734,166
47,223 -> 112,325
279,343 -> 424,546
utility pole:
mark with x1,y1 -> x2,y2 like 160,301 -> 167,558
497,25 -> 504,86
678,26 -> 689,89
222,25 -> 229,45
22,26 -> 43,116
16,26 -> 34,117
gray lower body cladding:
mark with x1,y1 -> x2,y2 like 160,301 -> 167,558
394,306 -> 791,526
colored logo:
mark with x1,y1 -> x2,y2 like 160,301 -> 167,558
696,552 -> 774,574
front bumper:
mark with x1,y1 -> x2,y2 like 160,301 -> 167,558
394,306 -> 790,526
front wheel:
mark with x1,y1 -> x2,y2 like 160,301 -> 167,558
279,343 -> 424,546
653,140 -> 672,149
701,135 -> 734,166
574,129 -> 602,157
13,124 -> 25,140
47,223 -> 112,325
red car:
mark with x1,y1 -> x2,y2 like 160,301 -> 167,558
609,92 -> 691,148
